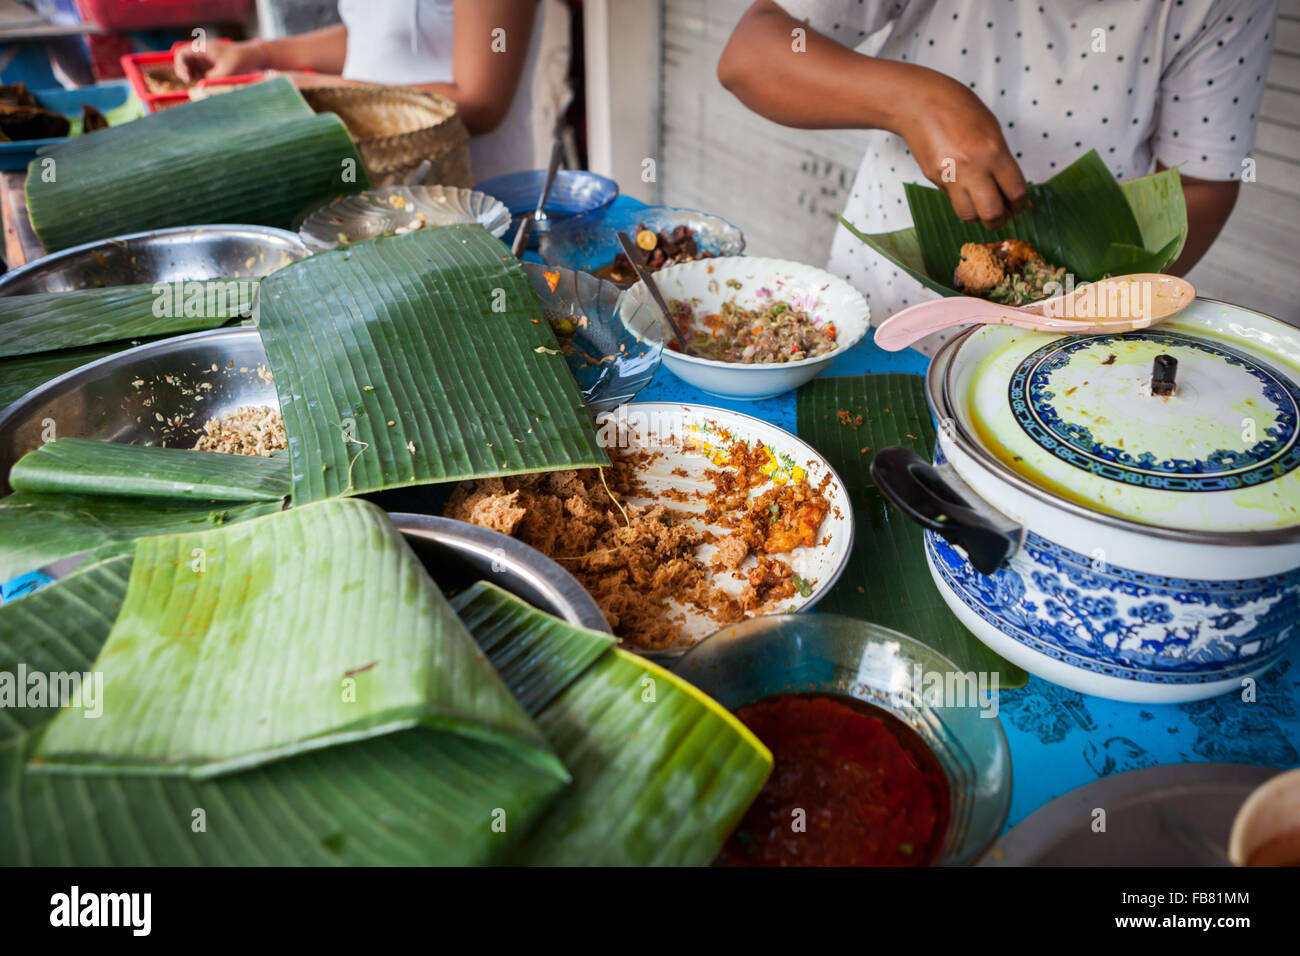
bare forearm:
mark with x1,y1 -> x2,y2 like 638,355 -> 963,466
720,0 -> 1028,229
717,0 -> 923,133
261,25 -> 349,75
1157,164 -> 1239,275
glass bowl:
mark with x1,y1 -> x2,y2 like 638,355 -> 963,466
521,263 -> 662,414
476,169 -> 619,240
296,186 -> 510,251
538,204 -> 745,281
672,614 -> 1012,866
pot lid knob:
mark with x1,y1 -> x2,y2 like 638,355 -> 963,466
1151,353 -> 1178,396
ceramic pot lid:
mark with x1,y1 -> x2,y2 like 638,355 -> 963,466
950,300 -> 1300,533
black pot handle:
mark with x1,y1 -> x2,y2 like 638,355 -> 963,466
870,446 -> 1021,575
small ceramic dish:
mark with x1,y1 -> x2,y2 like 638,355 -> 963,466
538,204 -> 744,283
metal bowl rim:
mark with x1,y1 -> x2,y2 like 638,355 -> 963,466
388,512 -> 611,633
0,224 -> 308,295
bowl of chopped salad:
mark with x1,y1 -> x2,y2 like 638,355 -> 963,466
620,257 -> 869,399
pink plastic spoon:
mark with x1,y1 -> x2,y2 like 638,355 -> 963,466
872,273 -> 1196,352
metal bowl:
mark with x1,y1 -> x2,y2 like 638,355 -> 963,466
391,513 -> 609,631
0,224 -> 309,295
539,204 -> 745,283
0,264 -> 664,484
297,186 -> 511,251
522,262 -> 661,414
15,512 -> 609,633
0,327 -> 272,493
673,614 -> 1012,866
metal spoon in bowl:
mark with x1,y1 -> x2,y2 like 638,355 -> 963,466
872,273 -> 1196,351
616,231 -> 691,352
511,141 -> 564,258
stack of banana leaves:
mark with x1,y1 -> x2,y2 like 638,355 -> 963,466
0,201 -> 774,862
3,75 -> 369,409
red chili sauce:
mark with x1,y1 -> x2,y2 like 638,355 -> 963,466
717,693 -> 950,866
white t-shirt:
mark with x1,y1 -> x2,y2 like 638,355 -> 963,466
337,0 -> 546,182
778,0 -> 1278,354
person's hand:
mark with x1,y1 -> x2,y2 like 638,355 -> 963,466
174,40 -> 267,84
894,70 -> 1029,230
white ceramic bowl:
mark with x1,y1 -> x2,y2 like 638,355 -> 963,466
619,257 -> 869,400
1228,768 -> 1300,866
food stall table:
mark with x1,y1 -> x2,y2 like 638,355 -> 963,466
588,199 -> 1300,832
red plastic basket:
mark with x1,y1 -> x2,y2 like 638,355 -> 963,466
77,0 -> 251,32
121,40 -> 265,113
120,50 -> 189,113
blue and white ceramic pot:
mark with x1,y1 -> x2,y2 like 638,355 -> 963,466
872,298 -> 1300,703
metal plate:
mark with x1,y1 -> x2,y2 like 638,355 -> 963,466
0,327 -> 273,493
0,224 -> 308,294
981,762 -> 1285,866
390,513 -> 609,632
0,265 -> 665,486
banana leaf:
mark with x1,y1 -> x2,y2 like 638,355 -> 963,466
1,724 -> 568,865
0,515 -> 567,866
9,438 -> 290,502
31,498 -> 556,779
26,77 -> 368,252
796,373 -> 1027,686
0,492 -> 281,583
0,340 -> 153,411
0,281 -> 255,358
256,224 -> 608,503
511,647 -> 772,865
451,581 -> 614,715
842,150 -> 1186,297
0,554 -> 131,741
452,583 -> 773,866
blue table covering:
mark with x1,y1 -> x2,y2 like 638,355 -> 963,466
581,197 -> 1300,829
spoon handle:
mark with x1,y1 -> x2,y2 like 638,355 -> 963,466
617,231 -> 691,351
872,296 -> 1078,351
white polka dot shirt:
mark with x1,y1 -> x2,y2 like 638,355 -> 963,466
778,0 -> 1278,354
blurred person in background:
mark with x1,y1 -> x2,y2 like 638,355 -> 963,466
176,0 -> 571,181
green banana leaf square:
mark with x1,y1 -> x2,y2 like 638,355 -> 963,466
841,150 -> 1187,299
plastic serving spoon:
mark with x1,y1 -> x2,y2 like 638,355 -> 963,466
872,273 -> 1196,351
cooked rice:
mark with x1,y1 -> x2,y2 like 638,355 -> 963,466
193,405 -> 286,457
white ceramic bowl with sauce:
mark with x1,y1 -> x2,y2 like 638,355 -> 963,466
619,257 -> 869,400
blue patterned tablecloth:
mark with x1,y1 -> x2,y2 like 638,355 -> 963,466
594,198 -> 1299,828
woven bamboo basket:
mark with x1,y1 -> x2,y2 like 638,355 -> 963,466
302,86 -> 473,188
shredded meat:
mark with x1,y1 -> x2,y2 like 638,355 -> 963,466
445,438 -> 832,651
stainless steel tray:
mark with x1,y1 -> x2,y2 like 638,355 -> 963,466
0,327 -> 273,492
0,224 -> 308,294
